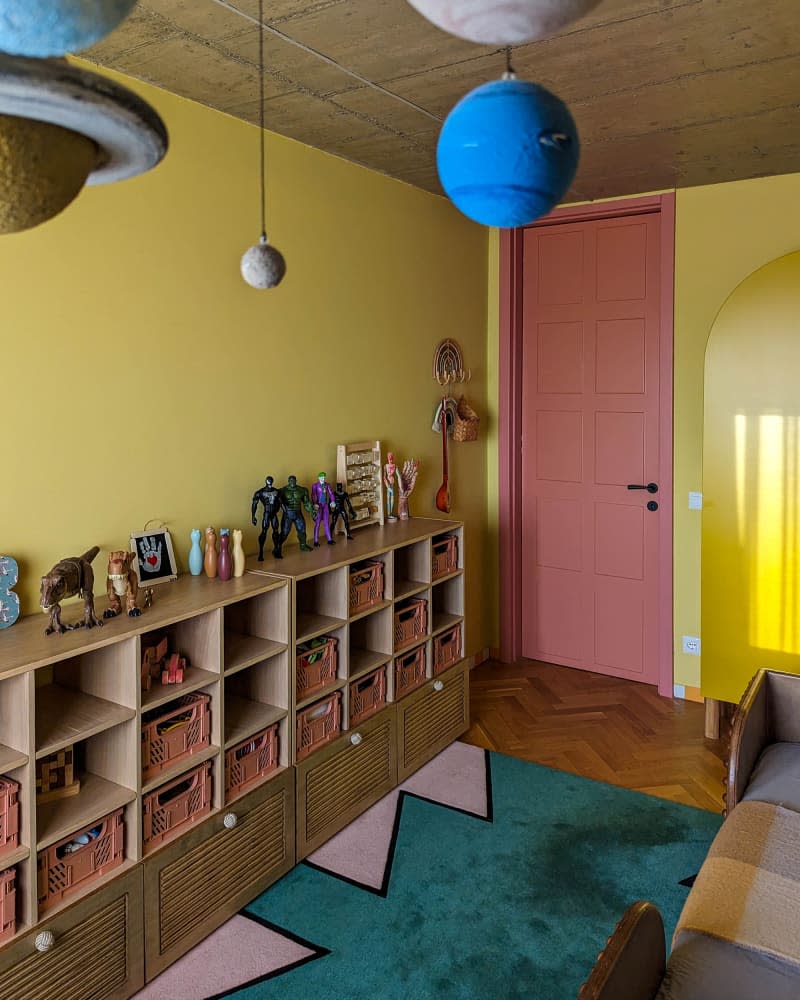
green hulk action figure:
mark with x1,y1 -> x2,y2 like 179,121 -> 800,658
276,476 -> 314,557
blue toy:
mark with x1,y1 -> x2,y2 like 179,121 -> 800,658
0,555 -> 19,629
437,77 -> 580,229
0,0 -> 137,58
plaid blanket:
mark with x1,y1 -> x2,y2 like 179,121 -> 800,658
675,800 -> 800,968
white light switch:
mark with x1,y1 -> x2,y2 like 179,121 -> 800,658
688,492 -> 703,510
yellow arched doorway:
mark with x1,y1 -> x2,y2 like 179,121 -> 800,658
703,250 -> 800,704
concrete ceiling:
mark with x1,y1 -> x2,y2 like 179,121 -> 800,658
83,0 -> 800,202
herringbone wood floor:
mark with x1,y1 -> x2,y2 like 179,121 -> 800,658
463,659 -> 727,813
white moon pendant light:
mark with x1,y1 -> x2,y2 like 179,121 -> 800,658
406,0 -> 602,45
0,0 -> 138,58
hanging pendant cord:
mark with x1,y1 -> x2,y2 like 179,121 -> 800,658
258,0 -> 266,242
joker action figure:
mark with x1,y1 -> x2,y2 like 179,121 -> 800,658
311,472 -> 336,547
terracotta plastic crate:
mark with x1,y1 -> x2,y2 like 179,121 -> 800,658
296,691 -> 341,762
225,724 -> 279,798
349,666 -> 387,726
0,867 -> 15,943
38,808 -> 124,913
349,560 -> 384,614
0,777 -> 19,854
394,645 -> 427,699
432,535 -> 458,579
141,692 -> 211,781
433,623 -> 462,676
393,598 -> 427,651
296,635 -> 338,701
143,760 -> 212,853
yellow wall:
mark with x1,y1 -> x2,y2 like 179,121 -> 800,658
702,252 -> 800,703
674,173 -> 800,689
1,67 -> 491,653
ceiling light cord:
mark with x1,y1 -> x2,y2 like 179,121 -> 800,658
258,0 -> 266,242
504,45 -> 516,80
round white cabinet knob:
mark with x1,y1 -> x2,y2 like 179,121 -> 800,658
433,680 -> 445,692
35,930 -> 55,953
223,812 -> 238,829
350,732 -> 363,746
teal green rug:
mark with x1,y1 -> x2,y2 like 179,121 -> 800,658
215,748 -> 721,1000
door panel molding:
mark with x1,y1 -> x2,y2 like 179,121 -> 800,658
499,193 -> 675,696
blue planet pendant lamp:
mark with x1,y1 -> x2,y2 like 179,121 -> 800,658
0,0 -> 137,57
437,49 -> 579,229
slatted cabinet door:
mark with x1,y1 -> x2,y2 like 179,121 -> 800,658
396,660 -> 470,782
296,708 -> 396,859
143,769 -> 295,979
0,865 -> 144,1000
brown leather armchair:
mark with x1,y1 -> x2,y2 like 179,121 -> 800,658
577,901 -> 665,1000
726,668 -> 800,815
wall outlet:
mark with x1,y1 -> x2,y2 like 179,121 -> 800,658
688,492 -> 703,510
682,635 -> 701,656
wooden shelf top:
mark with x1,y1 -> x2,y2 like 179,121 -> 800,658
432,613 -> 464,638
142,743 -> 220,795
296,613 -> 346,644
224,634 -> 287,675
349,648 -> 391,680
246,517 -> 462,581
141,666 -> 219,712
0,744 -> 28,774
224,695 -> 286,749
0,573 -> 287,681
37,771 -> 136,850
349,599 -> 392,623
432,568 -> 464,586
0,844 -> 29,868
36,685 -> 136,758
296,677 -> 347,712
394,579 -> 429,601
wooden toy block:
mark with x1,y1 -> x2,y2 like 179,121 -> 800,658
161,653 -> 185,685
36,748 -> 81,804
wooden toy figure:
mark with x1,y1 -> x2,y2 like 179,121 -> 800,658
232,529 -> 245,577
204,526 -> 218,577
218,529 -> 232,581
188,529 -> 203,576
40,546 -> 103,635
331,483 -> 356,539
397,459 -> 420,520
311,472 -> 336,547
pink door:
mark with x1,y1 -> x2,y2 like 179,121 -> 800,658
520,212 -> 664,684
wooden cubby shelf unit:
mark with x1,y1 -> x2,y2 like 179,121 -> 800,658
0,523 -> 467,993
0,572 -> 291,955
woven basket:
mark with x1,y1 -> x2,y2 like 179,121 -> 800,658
453,396 -> 479,442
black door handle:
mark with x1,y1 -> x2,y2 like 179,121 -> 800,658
627,483 -> 658,494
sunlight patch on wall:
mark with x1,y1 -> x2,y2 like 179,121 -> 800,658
751,413 -> 800,655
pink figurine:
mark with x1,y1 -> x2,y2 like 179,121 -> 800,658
311,472 -> 336,547
218,529 -> 232,581
384,452 -> 399,522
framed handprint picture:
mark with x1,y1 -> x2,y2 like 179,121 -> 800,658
130,529 -> 178,587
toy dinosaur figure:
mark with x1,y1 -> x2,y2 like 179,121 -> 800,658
104,550 -> 141,619
40,546 -> 103,635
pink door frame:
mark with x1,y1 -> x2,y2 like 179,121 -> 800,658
498,193 -> 676,697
